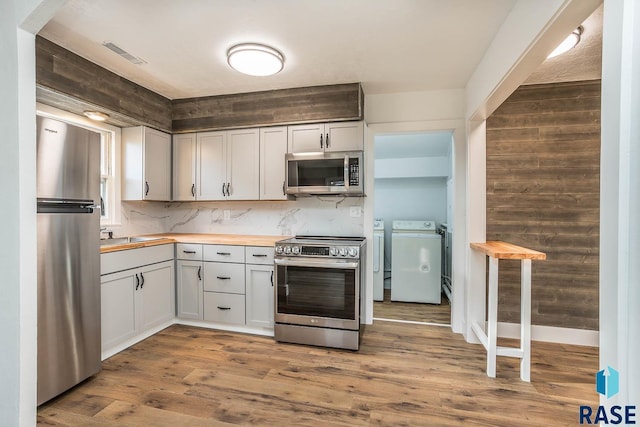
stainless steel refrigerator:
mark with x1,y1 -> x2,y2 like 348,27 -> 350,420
36,116 -> 102,405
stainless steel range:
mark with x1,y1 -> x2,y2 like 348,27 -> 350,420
274,236 -> 366,350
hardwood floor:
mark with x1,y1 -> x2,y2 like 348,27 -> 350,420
374,289 -> 451,324
37,322 -> 598,426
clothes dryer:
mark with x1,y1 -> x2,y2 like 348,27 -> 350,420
391,220 -> 441,304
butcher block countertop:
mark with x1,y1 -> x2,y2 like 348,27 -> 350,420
470,241 -> 546,260
100,233 -> 289,253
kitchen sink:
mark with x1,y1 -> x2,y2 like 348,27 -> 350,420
100,236 -> 163,246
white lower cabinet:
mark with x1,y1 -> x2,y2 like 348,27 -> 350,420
101,259 -> 174,353
176,260 -> 203,320
245,264 -> 274,328
203,292 -> 246,324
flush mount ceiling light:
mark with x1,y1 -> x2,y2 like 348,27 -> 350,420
83,111 -> 109,121
547,26 -> 584,59
227,43 -> 284,76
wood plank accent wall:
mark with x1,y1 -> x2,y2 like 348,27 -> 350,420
171,83 -> 364,133
485,80 -> 600,331
36,36 -> 173,132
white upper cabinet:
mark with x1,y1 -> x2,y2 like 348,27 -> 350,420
173,133 -> 197,201
287,121 -> 363,153
227,128 -> 259,200
174,129 -> 259,201
123,126 -> 172,201
197,131 -> 227,200
259,126 -> 288,200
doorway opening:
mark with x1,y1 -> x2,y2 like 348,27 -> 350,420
372,131 -> 453,325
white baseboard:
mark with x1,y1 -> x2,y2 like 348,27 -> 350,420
497,322 -> 598,347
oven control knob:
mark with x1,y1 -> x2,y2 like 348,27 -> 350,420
329,247 -> 338,256
292,246 -> 300,255
275,246 -> 284,255
348,247 -> 358,257
339,247 -> 348,257
284,246 -> 292,255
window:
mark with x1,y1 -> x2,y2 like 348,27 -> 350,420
36,104 -> 122,226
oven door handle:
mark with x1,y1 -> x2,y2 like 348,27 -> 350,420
274,258 -> 359,269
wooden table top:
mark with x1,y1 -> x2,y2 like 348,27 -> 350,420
470,241 -> 546,260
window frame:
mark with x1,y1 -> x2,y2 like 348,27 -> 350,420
36,103 -> 122,226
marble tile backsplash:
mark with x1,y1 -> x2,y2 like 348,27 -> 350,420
116,197 -> 365,238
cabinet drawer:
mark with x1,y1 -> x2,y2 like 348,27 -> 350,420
203,244 -> 244,263
203,292 -> 245,325
176,243 -> 203,260
245,246 -> 275,265
203,262 -> 245,294
101,244 -> 173,275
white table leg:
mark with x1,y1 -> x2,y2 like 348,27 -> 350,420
520,259 -> 532,381
487,256 -> 499,378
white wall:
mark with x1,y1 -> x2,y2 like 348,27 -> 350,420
600,0 -> 640,410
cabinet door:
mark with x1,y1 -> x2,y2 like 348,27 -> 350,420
173,133 -> 197,201
197,131 -> 226,200
245,264 -> 274,328
176,260 -> 203,320
138,261 -> 175,332
325,121 -> 364,152
101,271 -> 137,351
143,128 -> 172,200
227,128 -> 259,200
260,126 -> 288,200
287,123 -> 324,153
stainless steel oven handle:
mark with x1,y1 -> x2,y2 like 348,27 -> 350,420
274,258 -> 359,269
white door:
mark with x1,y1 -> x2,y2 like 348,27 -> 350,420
287,123 -> 324,153
143,128 -> 172,200
101,271 -> 137,351
173,133 -> 197,201
245,264 -> 274,328
325,121 -> 363,152
260,126 -> 288,200
197,131 -> 226,200
138,262 -> 174,332
176,260 -> 203,320
227,128 -> 259,200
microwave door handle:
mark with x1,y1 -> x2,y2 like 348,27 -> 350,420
344,155 -> 350,189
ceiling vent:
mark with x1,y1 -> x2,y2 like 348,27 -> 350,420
102,42 -> 146,65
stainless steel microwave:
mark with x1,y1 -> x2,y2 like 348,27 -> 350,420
286,151 -> 364,196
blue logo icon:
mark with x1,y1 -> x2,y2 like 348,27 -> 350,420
596,366 -> 620,398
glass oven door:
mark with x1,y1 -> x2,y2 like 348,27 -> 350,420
274,257 -> 360,330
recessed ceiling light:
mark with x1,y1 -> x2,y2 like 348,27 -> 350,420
547,26 -> 584,59
83,111 -> 109,121
227,43 -> 284,76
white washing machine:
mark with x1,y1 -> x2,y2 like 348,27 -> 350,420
373,218 -> 385,301
391,220 -> 442,304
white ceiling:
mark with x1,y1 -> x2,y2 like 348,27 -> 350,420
39,0 -> 518,100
